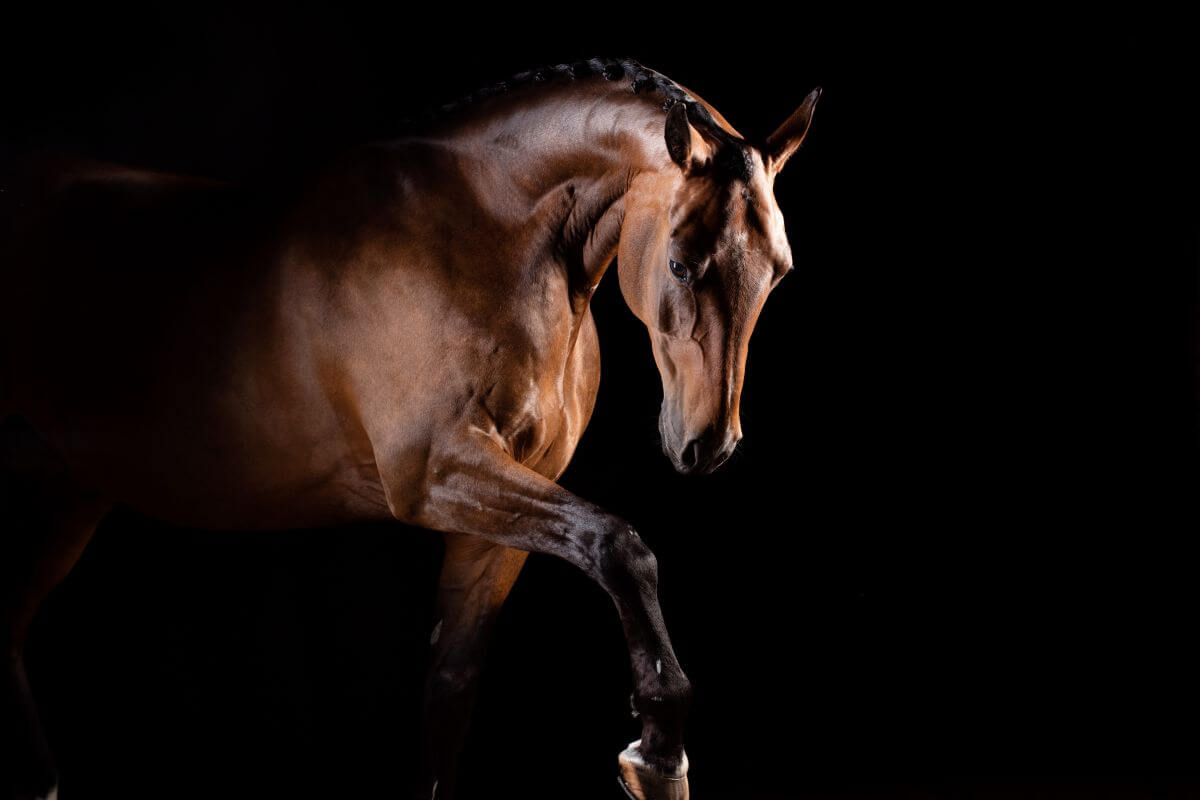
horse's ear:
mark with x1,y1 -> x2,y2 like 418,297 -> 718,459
765,87 -> 822,175
664,102 -> 712,174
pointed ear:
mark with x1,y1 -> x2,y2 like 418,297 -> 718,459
664,102 -> 713,174
765,86 -> 822,175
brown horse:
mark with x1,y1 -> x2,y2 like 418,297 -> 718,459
0,57 -> 820,800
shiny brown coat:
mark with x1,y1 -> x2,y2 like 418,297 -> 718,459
1,58 -> 820,800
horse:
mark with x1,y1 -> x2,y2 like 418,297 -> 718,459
0,56 -> 820,800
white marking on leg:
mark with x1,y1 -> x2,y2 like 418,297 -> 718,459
620,739 -> 690,779
430,619 -> 442,646
656,659 -> 662,675
37,784 -> 59,800
432,778 -> 439,799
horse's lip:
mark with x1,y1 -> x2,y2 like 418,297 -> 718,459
671,454 -> 720,476
662,445 -> 689,474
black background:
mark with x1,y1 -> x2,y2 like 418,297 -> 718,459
3,7 -> 1197,799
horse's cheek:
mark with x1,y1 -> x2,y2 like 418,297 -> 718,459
656,290 -> 695,338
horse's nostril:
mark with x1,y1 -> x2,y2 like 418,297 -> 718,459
681,439 -> 703,470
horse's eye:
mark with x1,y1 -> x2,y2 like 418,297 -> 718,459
668,259 -> 691,284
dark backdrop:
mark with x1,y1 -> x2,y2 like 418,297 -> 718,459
3,7 -> 1197,799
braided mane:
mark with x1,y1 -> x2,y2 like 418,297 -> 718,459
399,56 -> 753,181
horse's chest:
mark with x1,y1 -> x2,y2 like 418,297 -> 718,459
483,306 -> 601,481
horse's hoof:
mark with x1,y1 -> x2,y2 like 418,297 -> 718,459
617,739 -> 689,800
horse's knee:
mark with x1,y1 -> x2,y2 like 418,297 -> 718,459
592,519 -> 658,593
624,533 -> 658,585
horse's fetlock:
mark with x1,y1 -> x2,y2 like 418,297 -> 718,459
635,671 -> 691,719
668,673 -> 694,710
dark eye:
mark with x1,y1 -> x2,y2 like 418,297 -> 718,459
668,259 -> 691,284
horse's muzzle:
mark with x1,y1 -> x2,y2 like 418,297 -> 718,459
672,428 -> 741,475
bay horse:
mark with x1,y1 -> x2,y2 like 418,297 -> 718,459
0,57 -> 820,800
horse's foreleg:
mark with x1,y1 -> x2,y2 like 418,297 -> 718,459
1,466 -> 109,800
415,533 -> 527,800
392,435 -> 692,800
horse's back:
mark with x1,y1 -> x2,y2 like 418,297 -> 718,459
2,156 -> 253,415
0,157 -> 390,529
0,154 -> 228,252
1,154 -> 243,296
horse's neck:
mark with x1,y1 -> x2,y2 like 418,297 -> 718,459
415,83 -> 671,295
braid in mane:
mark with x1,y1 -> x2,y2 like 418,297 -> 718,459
397,57 -> 753,182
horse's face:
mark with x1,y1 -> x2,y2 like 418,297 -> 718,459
618,89 -> 821,474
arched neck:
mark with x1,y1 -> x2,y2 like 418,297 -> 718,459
401,79 -> 677,302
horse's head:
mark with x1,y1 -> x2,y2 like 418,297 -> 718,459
618,87 -> 821,474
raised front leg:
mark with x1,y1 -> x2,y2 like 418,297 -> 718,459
416,533 -> 527,800
393,432 -> 693,799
